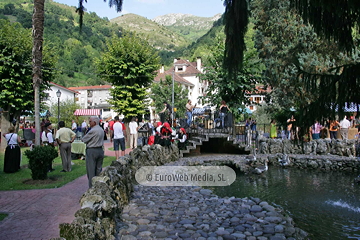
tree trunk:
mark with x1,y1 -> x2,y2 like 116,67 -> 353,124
32,0 -> 45,146
0,110 -> 12,152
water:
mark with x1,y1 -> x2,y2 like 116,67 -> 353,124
211,167 -> 360,240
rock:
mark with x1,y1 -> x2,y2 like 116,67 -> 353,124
250,205 -> 263,212
136,219 -> 150,225
199,189 -> 212,195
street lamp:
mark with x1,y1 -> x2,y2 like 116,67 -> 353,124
56,89 -> 61,124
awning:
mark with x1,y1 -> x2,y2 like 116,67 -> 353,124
74,109 -> 101,116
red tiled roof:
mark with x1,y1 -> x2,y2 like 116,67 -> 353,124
68,85 -> 112,90
50,82 -> 78,93
245,86 -> 272,95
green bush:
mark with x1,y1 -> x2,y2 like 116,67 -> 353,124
24,146 -> 58,180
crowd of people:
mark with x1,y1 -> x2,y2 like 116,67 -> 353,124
268,115 -> 360,141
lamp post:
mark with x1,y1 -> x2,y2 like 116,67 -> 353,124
56,89 -> 61,124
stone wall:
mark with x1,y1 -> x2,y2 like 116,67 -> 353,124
58,144 -> 179,240
258,138 -> 358,157
266,153 -> 360,172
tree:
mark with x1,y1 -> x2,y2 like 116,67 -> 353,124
251,0 -> 359,130
223,0 -> 360,134
150,75 -> 189,119
31,0 -> 124,145
200,35 -> 262,111
96,33 -> 160,120
0,19 -> 56,150
48,99 -> 84,127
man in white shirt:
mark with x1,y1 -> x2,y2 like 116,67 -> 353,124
71,120 -> 77,133
81,120 -> 87,135
112,116 -> 127,159
129,117 -> 139,149
339,116 -> 351,140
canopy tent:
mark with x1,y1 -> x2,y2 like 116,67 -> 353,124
238,107 -> 252,114
40,110 -> 51,117
74,109 -> 101,116
333,103 -> 360,113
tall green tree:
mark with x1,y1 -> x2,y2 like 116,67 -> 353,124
252,0 -> 359,129
48,98 -> 83,127
0,19 -> 56,149
31,0 -> 124,145
201,35 -> 262,111
150,75 -> 189,119
223,0 -> 360,133
96,33 -> 160,120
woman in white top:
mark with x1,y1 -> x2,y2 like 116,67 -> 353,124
41,122 -> 54,146
3,126 -> 21,173
176,128 -> 187,150
41,122 -> 55,171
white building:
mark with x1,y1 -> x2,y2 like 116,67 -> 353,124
68,85 -> 115,119
245,86 -> 271,112
43,82 -> 77,117
154,57 -> 207,105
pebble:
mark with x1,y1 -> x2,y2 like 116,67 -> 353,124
116,157 -> 308,240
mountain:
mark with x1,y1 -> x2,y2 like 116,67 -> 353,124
0,0 -> 124,87
0,0 -> 224,85
153,13 -> 222,42
110,14 -> 188,51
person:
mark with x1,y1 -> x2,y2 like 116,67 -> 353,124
287,115 -> 296,140
270,119 -> 277,139
56,121 -> 76,173
112,116 -> 127,159
129,117 -> 139,149
159,101 -> 172,125
40,118 -> 46,133
186,100 -> 196,127
2,126 -> 21,173
219,100 -> 230,128
339,116 -> 351,140
355,116 -> 360,134
71,120 -> 77,133
82,116 -> 104,188
176,128 -> 187,150
41,122 -> 55,171
103,120 -> 109,137
311,120 -> 323,140
329,119 -> 340,139
159,122 -> 173,146
81,119 -> 87,135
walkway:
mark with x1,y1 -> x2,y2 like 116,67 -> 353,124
0,141 -> 131,240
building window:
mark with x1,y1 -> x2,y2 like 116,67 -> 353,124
44,93 -> 49,101
255,97 -> 261,103
87,90 -> 93,97
249,106 -> 254,110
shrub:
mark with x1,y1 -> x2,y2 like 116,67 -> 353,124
24,146 -> 58,180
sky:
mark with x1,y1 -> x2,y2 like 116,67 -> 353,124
54,0 -> 225,20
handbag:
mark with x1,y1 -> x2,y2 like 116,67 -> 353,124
333,125 -> 338,130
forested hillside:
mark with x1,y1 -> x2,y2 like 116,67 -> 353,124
0,0 -> 123,87
0,0 -> 224,86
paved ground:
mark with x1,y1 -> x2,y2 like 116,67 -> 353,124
0,141 -> 132,240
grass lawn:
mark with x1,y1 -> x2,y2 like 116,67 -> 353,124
0,213 -> 7,221
0,147 -> 116,191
